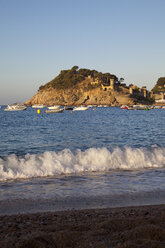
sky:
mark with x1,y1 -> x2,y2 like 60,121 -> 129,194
0,0 -> 165,104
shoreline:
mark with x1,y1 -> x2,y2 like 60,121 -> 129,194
1,191 -> 165,216
1,204 -> 165,247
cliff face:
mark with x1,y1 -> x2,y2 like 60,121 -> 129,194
26,83 -> 134,106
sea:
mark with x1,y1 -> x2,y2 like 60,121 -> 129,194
0,105 -> 165,215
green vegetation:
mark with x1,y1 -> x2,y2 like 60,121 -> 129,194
38,66 -> 118,91
152,77 -> 165,93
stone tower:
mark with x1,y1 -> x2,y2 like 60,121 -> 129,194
142,86 -> 147,98
110,78 -> 114,90
129,86 -> 133,95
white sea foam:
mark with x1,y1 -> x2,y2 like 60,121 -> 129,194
0,146 -> 165,181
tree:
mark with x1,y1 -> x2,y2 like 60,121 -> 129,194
152,77 -> 165,93
71,66 -> 79,72
38,66 -> 118,90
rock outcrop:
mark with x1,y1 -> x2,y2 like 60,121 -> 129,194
26,82 -> 134,106
26,66 -> 153,106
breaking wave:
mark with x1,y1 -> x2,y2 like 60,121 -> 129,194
0,146 -> 165,181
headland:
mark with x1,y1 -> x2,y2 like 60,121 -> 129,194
26,66 -> 165,107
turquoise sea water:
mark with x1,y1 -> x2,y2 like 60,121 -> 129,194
0,106 -> 165,214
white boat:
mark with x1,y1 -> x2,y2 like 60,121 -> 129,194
154,106 -> 162,109
32,104 -> 45,108
47,105 -> 60,110
132,105 -> 149,110
127,105 -> 150,110
4,103 -> 27,111
45,108 -> 64,113
73,106 -> 90,111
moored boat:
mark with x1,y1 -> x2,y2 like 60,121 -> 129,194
120,105 -> 128,109
154,106 -> 162,109
133,105 -> 149,110
127,105 -> 150,110
32,104 -> 45,108
47,105 -> 60,110
64,106 -> 73,110
45,108 -> 64,113
73,106 -> 90,111
4,103 -> 27,111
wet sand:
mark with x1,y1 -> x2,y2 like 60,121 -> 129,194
0,204 -> 165,248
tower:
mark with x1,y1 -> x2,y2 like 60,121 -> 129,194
110,78 -> 114,90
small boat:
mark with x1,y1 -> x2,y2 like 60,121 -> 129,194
127,106 -> 134,110
73,106 -> 90,111
132,105 -> 147,110
4,103 -> 27,111
154,106 -> 162,109
45,108 -> 64,113
64,106 -> 73,110
32,104 -> 45,108
127,105 -> 150,110
120,105 -> 128,109
47,105 -> 60,110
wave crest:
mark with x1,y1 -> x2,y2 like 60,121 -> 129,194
0,146 -> 165,181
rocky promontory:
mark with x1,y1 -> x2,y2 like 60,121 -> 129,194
26,66 -> 153,106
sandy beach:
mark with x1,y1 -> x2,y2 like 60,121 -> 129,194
0,204 -> 165,248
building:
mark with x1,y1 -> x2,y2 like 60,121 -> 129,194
129,85 -> 153,99
101,78 -> 117,91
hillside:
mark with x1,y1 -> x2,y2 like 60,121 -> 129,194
25,66 -> 147,106
152,77 -> 165,93
38,66 -> 118,90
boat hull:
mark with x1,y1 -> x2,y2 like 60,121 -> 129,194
32,104 -> 45,108
73,106 -> 90,111
45,109 -> 64,113
47,106 -> 60,110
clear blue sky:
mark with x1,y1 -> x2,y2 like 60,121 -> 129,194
0,0 -> 165,104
